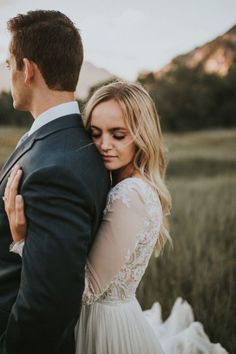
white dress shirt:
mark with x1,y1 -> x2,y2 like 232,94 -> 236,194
28,101 -> 80,136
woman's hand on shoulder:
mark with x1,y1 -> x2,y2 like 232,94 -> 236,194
3,165 -> 27,242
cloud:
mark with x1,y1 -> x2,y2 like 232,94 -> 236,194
81,8 -> 171,79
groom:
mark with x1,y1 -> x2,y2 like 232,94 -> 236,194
0,10 -> 109,354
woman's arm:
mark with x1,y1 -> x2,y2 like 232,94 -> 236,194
82,183 -> 154,305
3,166 -> 27,254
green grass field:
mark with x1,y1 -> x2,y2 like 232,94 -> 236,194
0,127 -> 235,352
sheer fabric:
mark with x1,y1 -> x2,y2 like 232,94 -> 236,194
82,177 -> 162,305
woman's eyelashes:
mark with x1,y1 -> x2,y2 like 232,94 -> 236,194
112,134 -> 126,140
90,132 -> 100,139
90,130 -> 126,140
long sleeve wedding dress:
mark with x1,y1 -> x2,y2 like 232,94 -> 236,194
75,177 -> 165,354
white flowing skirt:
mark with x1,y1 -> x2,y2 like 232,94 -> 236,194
75,297 -> 229,354
144,297 -> 228,354
75,297 -> 164,354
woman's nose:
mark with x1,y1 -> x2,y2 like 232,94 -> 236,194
100,136 -> 112,151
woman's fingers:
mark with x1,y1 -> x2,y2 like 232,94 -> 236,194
15,195 -> 26,226
4,165 -> 21,201
8,169 -> 23,209
4,167 -> 23,216
3,166 -> 27,242
4,169 -> 17,201
4,168 -> 27,242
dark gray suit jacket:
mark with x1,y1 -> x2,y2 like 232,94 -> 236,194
0,114 -> 109,354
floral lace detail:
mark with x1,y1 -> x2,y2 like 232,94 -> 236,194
83,178 -> 163,305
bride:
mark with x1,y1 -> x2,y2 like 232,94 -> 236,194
4,81 -> 228,354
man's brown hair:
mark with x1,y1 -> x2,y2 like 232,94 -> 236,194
7,10 -> 84,91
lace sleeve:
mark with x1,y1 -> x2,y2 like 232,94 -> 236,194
82,179 -> 160,305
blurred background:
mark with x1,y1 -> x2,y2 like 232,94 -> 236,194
0,0 -> 235,352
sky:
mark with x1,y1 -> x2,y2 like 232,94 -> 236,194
0,0 -> 236,80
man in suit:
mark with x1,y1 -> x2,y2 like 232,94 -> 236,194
0,10 -> 109,354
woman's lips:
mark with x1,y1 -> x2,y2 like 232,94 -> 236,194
102,155 -> 117,161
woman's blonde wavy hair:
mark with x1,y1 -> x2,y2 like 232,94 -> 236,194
84,80 -> 172,256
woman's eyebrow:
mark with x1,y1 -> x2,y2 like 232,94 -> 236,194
90,125 -> 101,130
90,125 -> 128,132
110,127 -> 128,132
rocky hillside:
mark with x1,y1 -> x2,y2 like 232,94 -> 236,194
154,25 -> 236,78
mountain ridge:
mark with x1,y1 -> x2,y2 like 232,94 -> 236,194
152,24 -> 236,79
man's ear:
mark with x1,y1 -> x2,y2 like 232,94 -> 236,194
23,58 -> 35,85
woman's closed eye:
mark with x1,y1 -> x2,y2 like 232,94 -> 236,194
90,131 -> 126,140
90,127 -> 100,138
91,132 -> 101,139
112,134 -> 126,140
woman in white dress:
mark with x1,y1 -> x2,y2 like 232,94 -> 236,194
4,81 -> 228,354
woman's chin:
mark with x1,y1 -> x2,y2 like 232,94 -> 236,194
104,162 -> 116,170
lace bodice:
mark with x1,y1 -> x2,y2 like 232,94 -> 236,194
83,177 -> 163,305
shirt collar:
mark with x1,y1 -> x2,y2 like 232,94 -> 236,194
28,101 -> 80,136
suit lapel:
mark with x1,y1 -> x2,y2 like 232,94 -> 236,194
0,114 -> 83,185
0,137 -> 35,184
